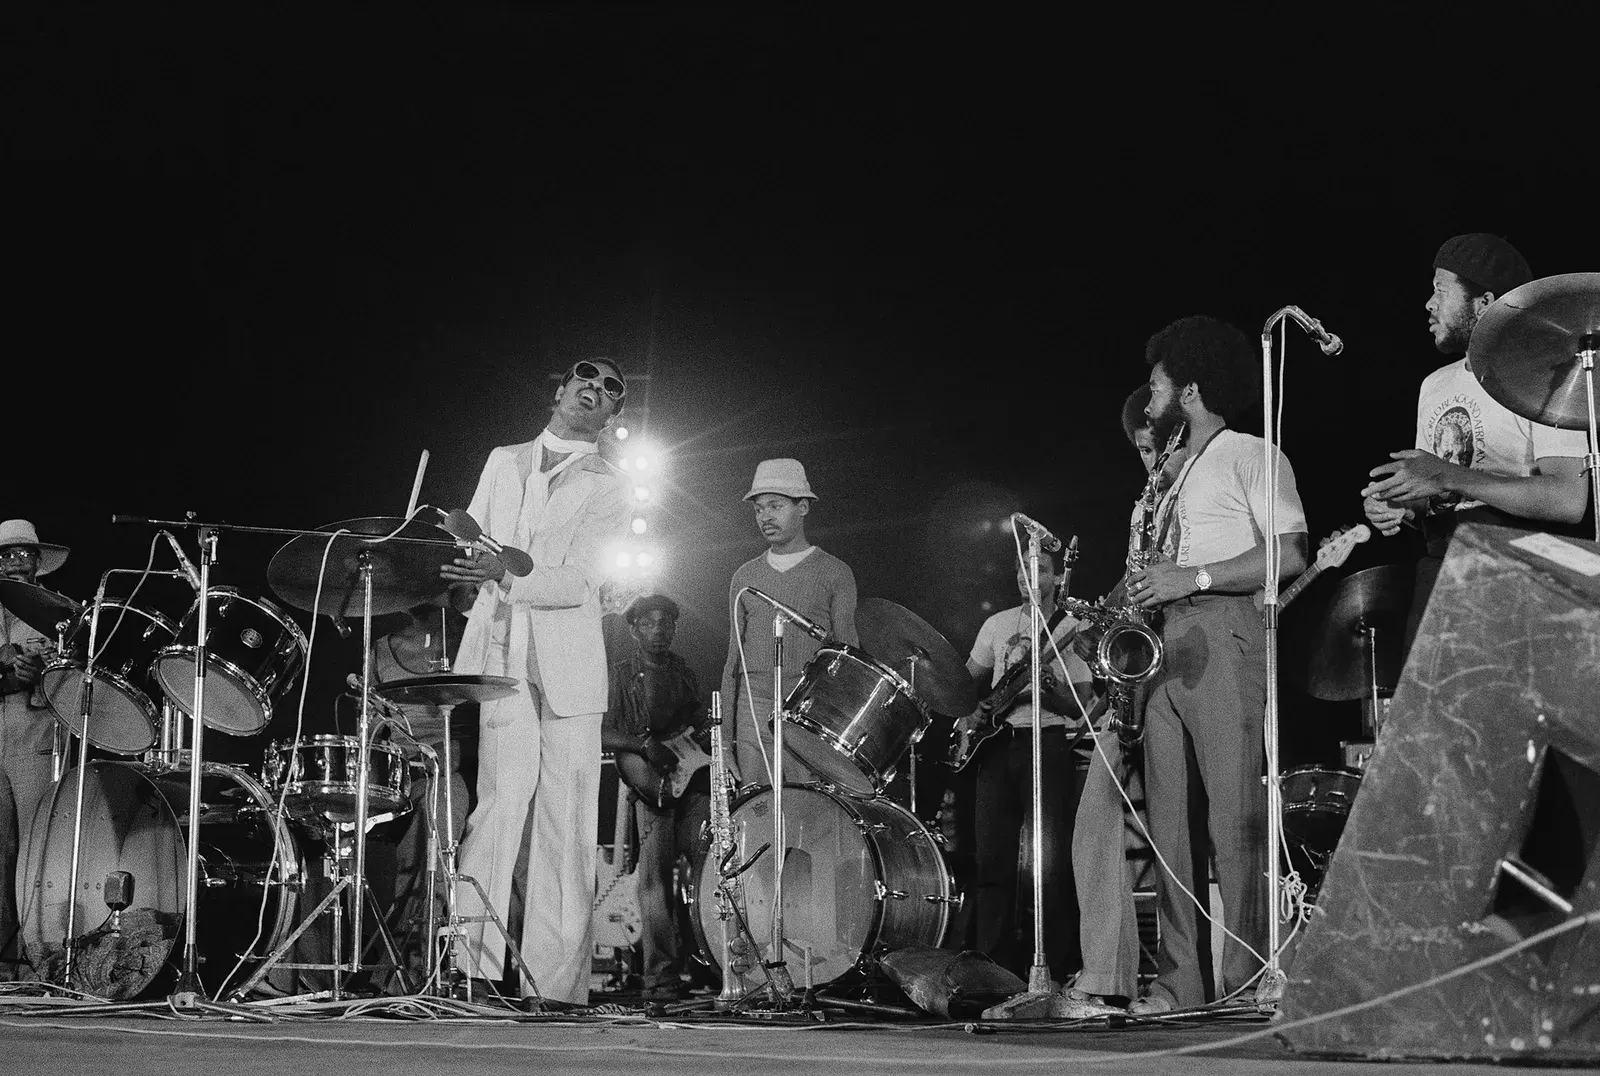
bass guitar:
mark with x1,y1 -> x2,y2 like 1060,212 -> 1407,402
945,615 -> 1070,773
1256,524 -> 1371,613
615,726 -> 712,810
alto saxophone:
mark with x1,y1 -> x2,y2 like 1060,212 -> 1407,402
1064,421 -> 1187,747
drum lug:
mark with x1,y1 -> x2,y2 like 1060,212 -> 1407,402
873,880 -> 908,902
854,819 -> 888,834
827,652 -> 845,677
795,697 -> 813,716
925,892 -> 965,910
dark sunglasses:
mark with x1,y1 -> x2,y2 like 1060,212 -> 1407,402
568,361 -> 626,400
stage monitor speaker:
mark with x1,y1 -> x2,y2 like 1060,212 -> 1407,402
1279,523 -> 1600,1063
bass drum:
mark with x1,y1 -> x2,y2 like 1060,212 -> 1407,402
17,761 -> 301,1000
687,784 -> 954,992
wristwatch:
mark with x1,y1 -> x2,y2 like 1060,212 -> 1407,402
1193,566 -> 1213,592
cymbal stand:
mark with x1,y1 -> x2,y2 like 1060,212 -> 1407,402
903,661 -> 918,814
1578,333 -> 1600,543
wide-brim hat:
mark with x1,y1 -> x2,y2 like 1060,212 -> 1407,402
743,458 -> 817,501
0,519 -> 69,576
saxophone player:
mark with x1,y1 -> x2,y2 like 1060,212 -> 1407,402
1124,317 -> 1308,1014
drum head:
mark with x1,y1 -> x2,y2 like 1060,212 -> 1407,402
154,651 -> 267,735
41,663 -> 158,754
18,761 -> 300,1000
695,786 -> 879,988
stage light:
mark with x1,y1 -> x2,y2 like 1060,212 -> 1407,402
614,426 -> 630,440
616,551 -> 633,569
980,600 -> 994,612
619,456 -> 633,471
637,551 -> 655,569
631,517 -> 647,535
635,454 -> 652,472
634,485 -> 651,503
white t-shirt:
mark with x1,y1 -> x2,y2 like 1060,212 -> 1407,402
968,604 -> 1094,728
766,545 -> 817,572
1155,429 -> 1307,569
1415,359 -> 1588,514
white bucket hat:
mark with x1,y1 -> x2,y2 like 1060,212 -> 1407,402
0,519 -> 69,576
743,458 -> 817,502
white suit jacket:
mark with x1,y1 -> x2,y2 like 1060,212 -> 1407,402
452,437 -> 630,717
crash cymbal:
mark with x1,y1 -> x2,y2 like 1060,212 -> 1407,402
1468,272 -> 1600,431
855,597 -> 976,717
1292,564 -> 1411,702
374,673 -> 519,707
267,516 -> 461,619
0,579 -> 82,636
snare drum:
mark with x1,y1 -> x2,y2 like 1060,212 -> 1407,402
262,735 -> 411,821
153,588 -> 309,735
17,760 -> 301,1000
41,600 -> 177,754
686,784 -> 955,991
779,644 -> 929,796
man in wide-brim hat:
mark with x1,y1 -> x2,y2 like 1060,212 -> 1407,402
0,519 -> 69,977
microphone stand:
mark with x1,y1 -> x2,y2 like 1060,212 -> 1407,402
59,572 -> 107,990
765,613 -> 797,1007
1579,334 -> 1600,544
1024,532 -> 1050,996
173,526 -> 218,1005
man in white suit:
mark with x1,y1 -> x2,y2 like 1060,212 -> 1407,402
441,358 -> 631,1004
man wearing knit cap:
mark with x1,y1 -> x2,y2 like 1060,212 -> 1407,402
0,519 -> 70,978
719,458 -> 858,785
1362,234 -> 1589,645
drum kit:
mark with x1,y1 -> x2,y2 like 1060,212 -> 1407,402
687,595 -> 974,999
4,507 -> 517,1004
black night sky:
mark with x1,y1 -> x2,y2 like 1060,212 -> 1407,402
7,9 -> 1598,767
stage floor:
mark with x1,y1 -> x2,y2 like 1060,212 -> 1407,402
0,995 -> 1546,1075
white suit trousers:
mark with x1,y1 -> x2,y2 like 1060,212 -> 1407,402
456,680 -> 600,1003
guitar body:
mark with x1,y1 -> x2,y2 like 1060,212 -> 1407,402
946,658 -> 1037,773
616,727 -> 711,810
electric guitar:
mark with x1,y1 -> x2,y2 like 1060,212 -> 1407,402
614,726 -> 712,810
945,613 -> 1070,773
1256,524 -> 1371,613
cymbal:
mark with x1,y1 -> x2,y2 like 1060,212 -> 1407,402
0,579 -> 82,637
266,517 -> 462,619
1291,565 -> 1411,702
1468,272 -> 1600,431
855,597 -> 976,717
374,673 -> 518,707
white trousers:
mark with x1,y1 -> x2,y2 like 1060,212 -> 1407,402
455,680 -> 600,1003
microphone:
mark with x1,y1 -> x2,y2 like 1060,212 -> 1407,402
1283,306 -> 1344,356
435,509 -> 535,577
161,530 -> 202,591
1011,512 -> 1063,553
347,673 -> 405,723
742,587 -> 830,643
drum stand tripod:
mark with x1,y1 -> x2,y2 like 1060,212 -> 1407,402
232,551 -> 407,1001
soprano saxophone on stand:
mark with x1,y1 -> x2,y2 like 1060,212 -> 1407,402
708,692 -> 744,1007
1061,420 -> 1186,746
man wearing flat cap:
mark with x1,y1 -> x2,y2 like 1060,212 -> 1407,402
601,593 -> 706,999
1362,234 -> 1590,646
0,519 -> 69,976
719,459 -> 858,786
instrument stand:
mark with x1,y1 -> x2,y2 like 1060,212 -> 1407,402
983,533 -> 1062,1020
1578,334 -> 1600,544
171,527 -> 219,1007
752,613 -> 798,1010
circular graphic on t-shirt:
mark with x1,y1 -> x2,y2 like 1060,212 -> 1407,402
1430,406 -> 1478,508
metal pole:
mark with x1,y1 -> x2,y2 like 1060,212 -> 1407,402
1025,535 -> 1050,995
60,573 -> 109,988
348,555 -> 376,985
1577,336 -> 1600,544
174,528 -> 216,1001
1259,324 -> 1286,1000
768,613 -> 793,1004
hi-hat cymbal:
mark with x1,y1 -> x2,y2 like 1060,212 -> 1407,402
375,674 -> 518,707
1291,564 -> 1411,702
0,579 -> 82,637
855,597 -> 976,717
1469,272 -> 1600,431
266,517 -> 462,619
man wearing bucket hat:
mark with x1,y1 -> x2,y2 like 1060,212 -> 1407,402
0,519 -> 69,976
718,459 -> 858,786
1361,234 -> 1589,647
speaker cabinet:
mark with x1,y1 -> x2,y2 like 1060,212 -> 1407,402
1279,523 -> 1600,1062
